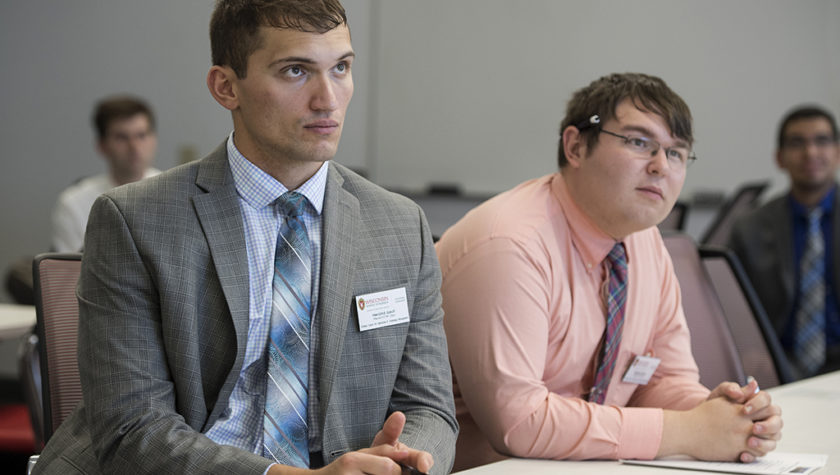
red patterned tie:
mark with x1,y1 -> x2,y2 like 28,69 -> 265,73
589,242 -> 628,404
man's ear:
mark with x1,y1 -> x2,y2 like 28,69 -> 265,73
562,126 -> 587,168
207,65 -> 240,111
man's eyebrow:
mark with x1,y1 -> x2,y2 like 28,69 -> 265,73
271,56 -> 315,67
619,124 -> 656,137
270,51 -> 355,67
621,124 -> 690,147
786,133 -> 833,139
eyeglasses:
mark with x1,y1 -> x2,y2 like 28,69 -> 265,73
781,134 -> 838,150
599,129 -> 696,170
575,114 -> 696,170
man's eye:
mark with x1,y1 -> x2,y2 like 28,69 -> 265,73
628,137 -> 648,148
285,66 -> 304,77
668,149 -> 687,162
335,63 -> 346,73
815,136 -> 834,146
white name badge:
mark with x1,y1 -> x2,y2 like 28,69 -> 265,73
355,287 -> 410,332
622,354 -> 661,385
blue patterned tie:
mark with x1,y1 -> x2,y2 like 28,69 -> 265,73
794,208 -> 826,376
263,191 -> 311,467
589,243 -> 628,404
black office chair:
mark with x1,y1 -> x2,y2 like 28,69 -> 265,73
395,184 -> 494,242
658,201 -> 689,232
700,181 -> 769,246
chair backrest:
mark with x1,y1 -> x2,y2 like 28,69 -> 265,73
699,247 -> 795,386
700,181 -> 768,246
395,187 -> 494,240
32,253 -> 82,443
18,332 -> 43,449
661,233 -> 746,387
658,201 -> 689,232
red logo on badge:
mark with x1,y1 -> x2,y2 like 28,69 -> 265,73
358,298 -> 365,310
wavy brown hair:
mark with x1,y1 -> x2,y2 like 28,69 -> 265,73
558,73 -> 693,168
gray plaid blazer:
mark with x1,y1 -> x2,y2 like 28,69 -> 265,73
34,144 -> 457,474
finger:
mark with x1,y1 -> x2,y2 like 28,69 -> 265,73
372,411 -> 407,447
745,434 -> 777,457
363,443 -> 409,458
395,448 -> 434,473
746,402 -> 782,423
735,379 -> 760,400
368,438 -> 433,473
752,415 -> 783,439
707,381 -> 734,399
365,435 -> 433,473
745,378 -> 760,396
335,448 -> 405,475
743,391 -> 770,415
709,381 -> 746,402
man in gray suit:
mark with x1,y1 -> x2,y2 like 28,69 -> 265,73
34,1 -> 456,473
729,105 -> 840,379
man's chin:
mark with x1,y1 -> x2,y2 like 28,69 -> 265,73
796,177 -> 833,191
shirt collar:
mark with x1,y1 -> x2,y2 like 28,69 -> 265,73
789,184 -> 836,219
226,131 -> 327,215
552,173 -> 626,272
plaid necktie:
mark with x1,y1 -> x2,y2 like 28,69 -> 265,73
589,242 -> 628,404
263,191 -> 311,467
794,208 -> 826,376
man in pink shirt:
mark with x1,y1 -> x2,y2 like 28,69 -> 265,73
436,73 -> 783,471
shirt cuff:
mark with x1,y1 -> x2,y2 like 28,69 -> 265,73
616,407 -> 663,460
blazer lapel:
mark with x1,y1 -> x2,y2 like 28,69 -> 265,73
771,197 -> 796,300
314,164 -> 360,425
192,144 -> 251,374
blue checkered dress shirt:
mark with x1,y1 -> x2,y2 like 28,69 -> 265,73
204,133 -> 326,455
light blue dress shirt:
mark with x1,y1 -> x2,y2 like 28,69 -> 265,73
204,133 -> 326,456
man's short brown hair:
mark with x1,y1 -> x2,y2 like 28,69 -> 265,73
210,0 -> 347,79
557,73 -> 693,168
92,95 -> 155,140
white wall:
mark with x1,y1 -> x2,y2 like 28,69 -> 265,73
0,0 -> 372,302
1,1 -> 839,302
371,0 -> 840,198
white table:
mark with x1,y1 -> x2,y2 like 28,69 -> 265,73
0,303 -> 36,339
455,371 -> 840,474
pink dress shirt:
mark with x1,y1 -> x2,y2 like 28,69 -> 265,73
436,173 -> 709,469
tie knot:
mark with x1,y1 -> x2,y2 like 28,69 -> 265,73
606,242 -> 627,268
807,207 -> 823,225
276,191 -> 308,218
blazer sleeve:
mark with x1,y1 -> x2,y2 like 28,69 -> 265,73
389,206 -> 459,475
77,195 -> 271,474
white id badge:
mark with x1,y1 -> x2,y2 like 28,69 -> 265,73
355,287 -> 410,331
622,354 -> 661,385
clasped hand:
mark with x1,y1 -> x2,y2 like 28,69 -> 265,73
304,411 -> 433,475
705,379 -> 784,462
